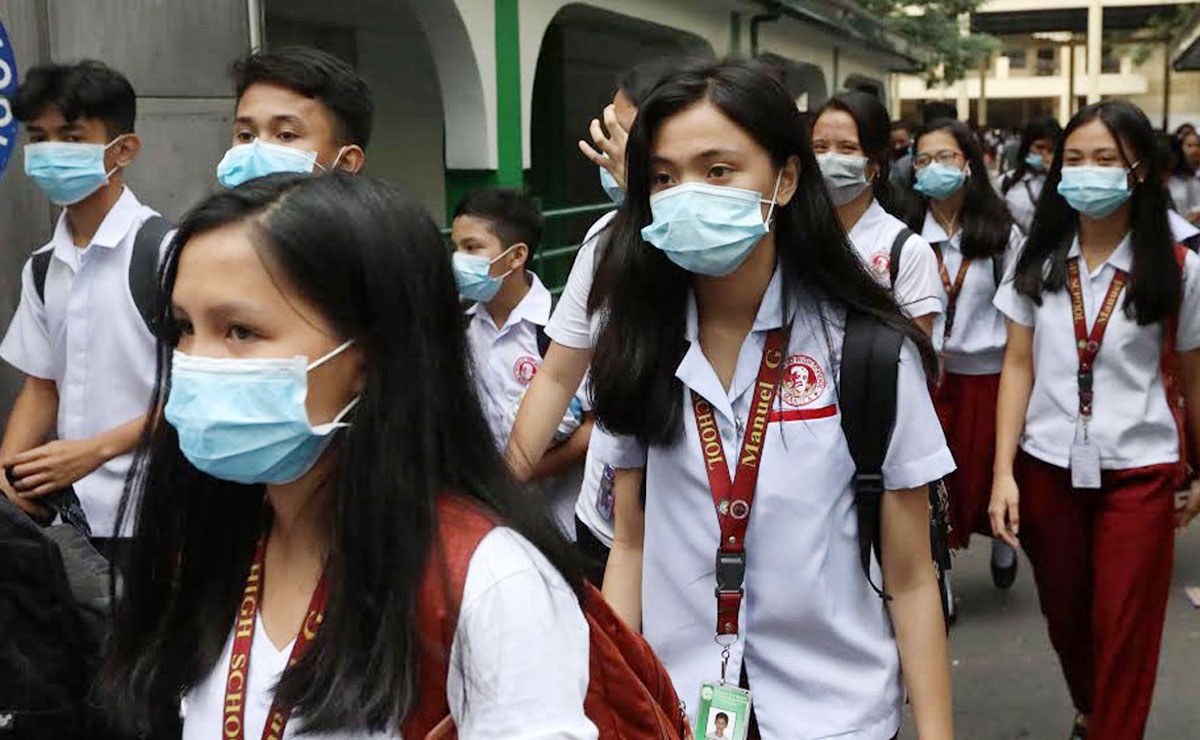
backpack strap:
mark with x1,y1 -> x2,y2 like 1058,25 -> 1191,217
536,325 -> 551,358
129,216 -> 173,336
402,495 -> 498,740
839,309 -> 904,598
31,250 -> 53,305
888,228 -> 914,287
992,249 -> 1005,288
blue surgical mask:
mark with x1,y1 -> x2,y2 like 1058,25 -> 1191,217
599,166 -> 625,204
1057,165 -> 1133,219
25,138 -> 124,205
915,162 -> 968,200
164,341 -> 359,485
216,139 -> 337,188
452,244 -> 517,303
1024,153 -> 1046,172
816,152 -> 871,206
640,173 -> 783,277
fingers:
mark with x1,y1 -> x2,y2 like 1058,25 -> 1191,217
9,444 -> 52,467
21,481 -> 66,500
13,471 -> 56,496
578,140 -> 612,170
2,482 -> 51,521
602,104 -> 627,148
588,117 -> 621,161
1003,497 -> 1021,547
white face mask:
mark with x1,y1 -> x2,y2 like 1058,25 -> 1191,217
816,152 -> 872,206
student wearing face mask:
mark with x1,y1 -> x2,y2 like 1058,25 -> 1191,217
216,46 -> 372,188
904,119 -> 1025,591
1000,117 -> 1062,234
991,101 -> 1200,740
0,61 -> 174,561
591,60 -> 954,740
97,173 -> 599,739
450,189 -> 592,538
811,92 -> 944,338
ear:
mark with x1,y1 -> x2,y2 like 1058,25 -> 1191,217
774,155 -> 801,207
1131,161 -> 1147,185
109,134 -> 142,170
865,158 -> 880,182
334,145 -> 366,174
508,242 -> 530,272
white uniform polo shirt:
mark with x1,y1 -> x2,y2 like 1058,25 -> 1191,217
847,199 -> 944,322
1169,208 -> 1200,243
0,188 -> 167,538
993,234 -> 1200,470
1168,172 -> 1200,216
544,210 -> 616,349
1004,171 -> 1045,233
593,268 -> 956,739
465,273 -> 589,534
921,213 -> 1025,375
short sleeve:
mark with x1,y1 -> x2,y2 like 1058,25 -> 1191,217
588,423 -> 647,470
1176,249 -> 1200,351
894,234 -> 944,319
0,257 -> 56,379
881,340 -> 956,490
545,212 -> 615,350
992,246 -> 1036,327
448,528 -> 597,740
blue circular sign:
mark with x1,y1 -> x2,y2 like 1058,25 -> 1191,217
0,17 -> 17,182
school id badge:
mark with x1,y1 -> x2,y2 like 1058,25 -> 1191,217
1069,441 -> 1101,490
694,682 -> 752,740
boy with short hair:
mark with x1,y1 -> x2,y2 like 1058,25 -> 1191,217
216,45 -> 374,187
1,60 -> 171,557
450,189 -> 592,537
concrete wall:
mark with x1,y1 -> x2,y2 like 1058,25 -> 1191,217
0,0 -> 248,417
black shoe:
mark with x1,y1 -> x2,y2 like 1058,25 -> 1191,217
1070,718 -> 1088,739
991,554 -> 1018,590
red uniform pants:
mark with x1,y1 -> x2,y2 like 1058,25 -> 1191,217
1015,452 -> 1176,740
934,372 -> 1000,549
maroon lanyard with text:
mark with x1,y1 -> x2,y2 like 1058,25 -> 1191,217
689,325 -> 789,665
222,539 -> 327,740
933,243 -> 971,339
1066,257 -> 1127,438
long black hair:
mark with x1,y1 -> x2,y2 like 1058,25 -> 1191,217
904,118 -> 1013,261
98,173 -> 581,734
1001,116 -> 1062,194
588,59 -> 935,445
1013,101 -> 1179,324
1169,129 -> 1199,177
814,90 -> 896,210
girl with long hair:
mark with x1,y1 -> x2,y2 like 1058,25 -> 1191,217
590,59 -> 954,740
811,91 -> 943,337
991,101 -> 1200,740
98,173 -> 596,738
1000,117 -> 1063,233
904,118 -> 1024,590
1166,128 -> 1200,224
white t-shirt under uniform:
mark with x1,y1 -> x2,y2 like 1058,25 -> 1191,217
182,528 -> 596,740
993,234 -> 1200,469
592,267 -> 956,739
0,187 -> 169,537
465,273 -> 589,535
921,213 -> 1024,375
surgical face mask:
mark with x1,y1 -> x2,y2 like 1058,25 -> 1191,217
1057,165 -> 1133,220
914,162 -> 968,200
640,173 -> 783,277
599,166 -> 625,205
165,340 -> 359,485
216,139 -> 343,188
816,152 -> 871,206
1025,153 -> 1046,172
25,138 -> 124,206
452,244 -> 517,303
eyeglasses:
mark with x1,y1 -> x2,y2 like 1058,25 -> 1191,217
913,151 -> 965,170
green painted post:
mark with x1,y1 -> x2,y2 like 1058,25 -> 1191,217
495,0 -> 523,188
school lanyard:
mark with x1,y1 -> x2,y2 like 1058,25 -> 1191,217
222,539 -> 328,740
689,325 -> 789,679
932,243 -> 971,339
1066,257 -> 1127,440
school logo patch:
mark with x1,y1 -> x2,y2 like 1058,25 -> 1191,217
870,251 -> 891,278
780,354 -> 826,407
513,355 -> 539,386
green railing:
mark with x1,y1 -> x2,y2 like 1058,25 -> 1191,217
443,201 -> 615,298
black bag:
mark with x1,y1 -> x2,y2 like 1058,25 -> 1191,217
0,494 -> 112,739
839,310 -> 953,627
889,226 -> 1005,288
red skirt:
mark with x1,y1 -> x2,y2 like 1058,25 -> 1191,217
934,372 -> 1000,550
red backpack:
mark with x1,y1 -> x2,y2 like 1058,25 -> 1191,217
400,495 -> 689,740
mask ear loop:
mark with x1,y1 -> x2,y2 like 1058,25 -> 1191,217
308,339 -> 356,371
762,169 -> 785,228
103,135 -> 128,180
488,243 -> 520,283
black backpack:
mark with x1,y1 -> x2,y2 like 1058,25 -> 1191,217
0,495 -> 112,738
31,215 -> 172,336
839,310 -> 953,626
